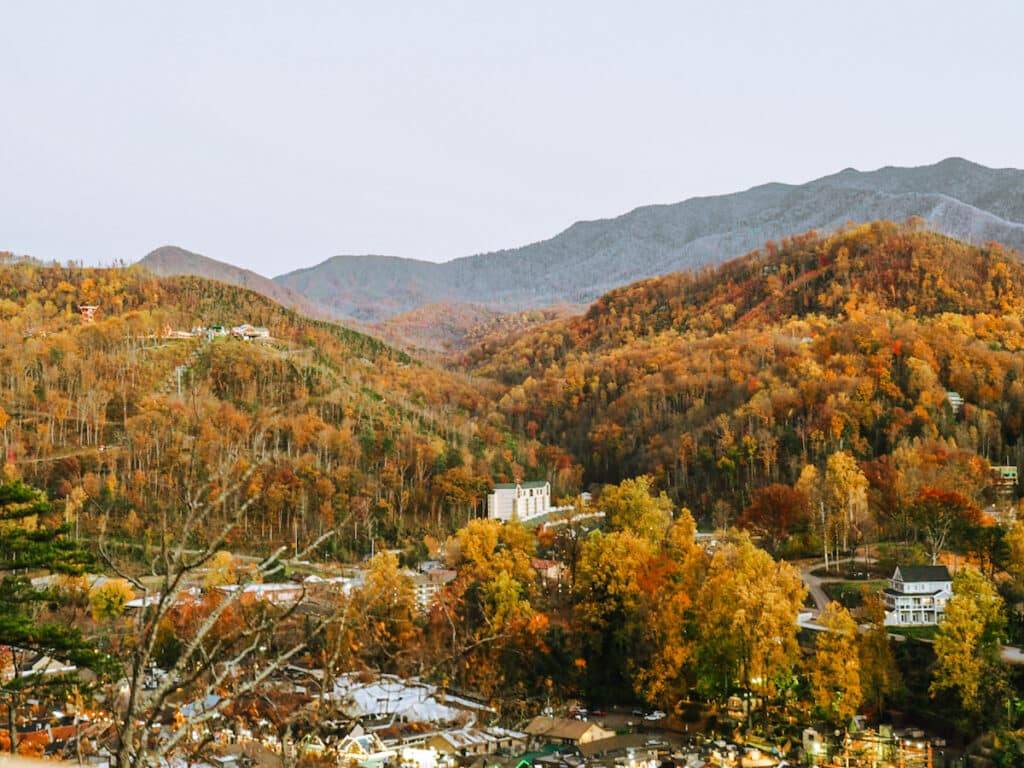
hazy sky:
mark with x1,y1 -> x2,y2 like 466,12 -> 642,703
2,1 -> 1022,275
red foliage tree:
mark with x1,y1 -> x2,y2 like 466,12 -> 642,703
911,487 -> 982,564
738,484 -> 810,554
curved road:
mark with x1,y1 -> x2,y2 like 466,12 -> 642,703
798,557 -> 876,615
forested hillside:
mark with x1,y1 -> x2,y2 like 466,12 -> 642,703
0,254 -> 577,558
468,222 -> 1024,527
140,245 -> 340,321
374,302 -> 580,354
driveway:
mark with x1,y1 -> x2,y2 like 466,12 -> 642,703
798,557 -> 877,615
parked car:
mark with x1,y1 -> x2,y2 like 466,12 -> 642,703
644,710 -> 667,721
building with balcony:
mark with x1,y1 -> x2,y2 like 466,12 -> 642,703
883,564 -> 952,627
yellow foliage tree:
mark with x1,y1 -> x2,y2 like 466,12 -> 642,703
600,475 -> 674,541
810,602 -> 863,726
825,451 -> 869,558
1006,521 -> 1024,592
694,531 -> 806,699
354,551 -> 420,670
858,594 -> 901,715
450,518 -> 535,587
931,568 -> 1008,720
89,578 -> 135,622
633,510 -> 706,707
203,550 -> 238,588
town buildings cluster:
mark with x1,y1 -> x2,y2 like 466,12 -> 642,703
3,539 -> 963,768
167,323 -> 271,341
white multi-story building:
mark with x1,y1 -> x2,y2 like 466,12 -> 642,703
407,568 -> 456,612
883,565 -> 953,626
487,480 -> 552,522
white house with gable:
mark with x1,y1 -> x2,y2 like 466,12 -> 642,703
883,564 -> 953,626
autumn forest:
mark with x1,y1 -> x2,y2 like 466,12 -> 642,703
4,221 -> 1024,763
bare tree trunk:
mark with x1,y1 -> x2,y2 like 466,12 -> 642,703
5,691 -> 17,754
820,501 -> 830,572
98,462 -> 349,768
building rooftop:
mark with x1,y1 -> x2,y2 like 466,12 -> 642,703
524,716 -> 610,742
408,569 -> 456,587
218,582 -> 302,594
578,734 -> 658,758
895,565 -> 951,582
493,480 -> 549,490
432,726 -> 526,751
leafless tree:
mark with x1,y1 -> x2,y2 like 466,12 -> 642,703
97,465 -> 350,768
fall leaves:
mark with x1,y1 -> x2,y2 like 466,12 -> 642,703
0,258 -> 579,557
472,223 -> 1024,536
810,603 -> 862,725
314,480 -> 815,717
573,480 -> 810,710
693,533 -> 805,701
930,568 -> 1009,723
89,577 -> 135,621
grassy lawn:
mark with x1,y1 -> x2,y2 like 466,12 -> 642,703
820,580 -> 887,609
811,562 -> 891,579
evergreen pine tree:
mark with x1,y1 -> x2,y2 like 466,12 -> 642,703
0,479 -> 112,753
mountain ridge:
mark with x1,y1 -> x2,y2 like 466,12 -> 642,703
140,158 -> 1024,327
139,245 -> 341,321
271,157 -> 1024,321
